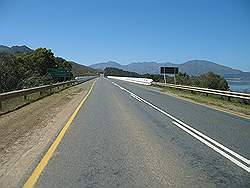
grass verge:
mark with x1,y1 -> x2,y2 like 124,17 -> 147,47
152,84 -> 250,119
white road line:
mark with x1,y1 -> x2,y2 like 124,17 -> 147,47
172,121 -> 250,172
112,81 -> 250,172
117,83 -> 250,164
131,93 -> 142,102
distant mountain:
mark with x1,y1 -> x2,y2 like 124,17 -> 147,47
90,60 -> 250,81
178,60 -> 241,76
104,67 -> 141,77
90,61 -> 122,70
125,62 -> 173,74
70,61 -> 98,76
0,45 -> 33,54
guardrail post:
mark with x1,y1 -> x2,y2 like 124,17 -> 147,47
242,99 -> 250,105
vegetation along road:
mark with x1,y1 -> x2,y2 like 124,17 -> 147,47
23,76 -> 249,187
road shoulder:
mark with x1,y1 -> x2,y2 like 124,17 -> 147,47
0,79 -> 95,188
150,84 -> 250,120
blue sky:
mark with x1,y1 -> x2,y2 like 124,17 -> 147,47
1,0 -> 250,71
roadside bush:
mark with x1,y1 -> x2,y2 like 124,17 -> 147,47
176,71 -> 229,90
198,72 -> 229,90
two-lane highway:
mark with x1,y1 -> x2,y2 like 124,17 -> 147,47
27,77 -> 249,187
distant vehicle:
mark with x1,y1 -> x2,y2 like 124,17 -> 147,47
75,76 -> 94,81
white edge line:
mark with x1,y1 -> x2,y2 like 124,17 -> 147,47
124,85 -> 250,165
140,92 -> 250,165
130,93 -> 142,102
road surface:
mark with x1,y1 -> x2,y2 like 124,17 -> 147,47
30,77 -> 249,187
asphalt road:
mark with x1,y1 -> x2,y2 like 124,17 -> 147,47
34,76 -> 250,187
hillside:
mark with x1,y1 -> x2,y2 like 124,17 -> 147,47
0,45 -> 98,77
90,60 -> 250,81
70,61 -> 98,76
104,67 -> 140,77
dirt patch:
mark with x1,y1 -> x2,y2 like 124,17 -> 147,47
0,79 -> 95,187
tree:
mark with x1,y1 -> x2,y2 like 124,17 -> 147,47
176,72 -> 191,85
55,57 -> 72,71
0,48 -> 75,93
158,70 -> 229,91
199,71 -> 229,90
0,52 -> 26,92
30,48 -> 56,76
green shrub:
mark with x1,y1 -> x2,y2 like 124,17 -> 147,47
176,71 -> 229,90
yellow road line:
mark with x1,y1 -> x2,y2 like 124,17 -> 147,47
23,79 -> 97,188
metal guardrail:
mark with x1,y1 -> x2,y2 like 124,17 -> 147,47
0,76 -> 97,114
0,80 -> 76,100
153,82 -> 250,101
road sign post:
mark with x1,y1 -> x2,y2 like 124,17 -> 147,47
163,69 -> 166,84
160,67 -> 178,84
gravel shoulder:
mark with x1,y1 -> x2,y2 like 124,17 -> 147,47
0,79 -> 95,188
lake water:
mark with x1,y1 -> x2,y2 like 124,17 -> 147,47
228,81 -> 250,93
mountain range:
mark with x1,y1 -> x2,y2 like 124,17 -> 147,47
90,61 -> 250,81
1,45 -> 249,80
0,45 -> 33,54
